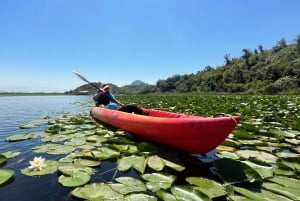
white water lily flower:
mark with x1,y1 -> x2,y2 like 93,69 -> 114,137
28,156 -> 47,171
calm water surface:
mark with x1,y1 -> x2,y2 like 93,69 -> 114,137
0,95 -> 103,201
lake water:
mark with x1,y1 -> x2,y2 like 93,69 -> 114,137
0,95 -> 102,201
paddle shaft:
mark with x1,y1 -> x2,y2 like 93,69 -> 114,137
73,70 -> 100,90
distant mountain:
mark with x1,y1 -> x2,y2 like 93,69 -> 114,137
131,80 -> 145,86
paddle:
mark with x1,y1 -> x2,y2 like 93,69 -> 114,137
73,70 -> 101,90
72,70 -> 144,114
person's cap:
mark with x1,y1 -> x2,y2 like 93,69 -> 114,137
101,84 -> 110,91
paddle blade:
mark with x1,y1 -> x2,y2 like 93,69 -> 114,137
73,70 -> 100,90
73,70 -> 90,83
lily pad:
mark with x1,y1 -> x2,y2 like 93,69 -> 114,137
74,158 -> 100,167
5,133 -> 35,142
233,185 -> 293,201
1,151 -> 21,159
170,185 -> 211,201
72,183 -> 123,200
141,173 -> 176,192
92,147 -> 120,160
157,189 -> 177,201
160,158 -> 185,172
32,143 -> 75,155
64,137 -> 86,146
147,155 -> 165,171
0,169 -> 14,184
124,193 -> 157,201
117,155 -> 147,173
235,150 -> 278,164
21,160 -> 58,176
262,182 -> 300,200
110,177 -> 147,194
58,164 -> 96,176
267,176 -> 300,189
186,177 -> 227,198
58,171 -> 91,187
241,160 -> 274,179
19,121 -> 41,129
213,158 -> 262,184
267,128 -> 287,139
0,155 -> 7,166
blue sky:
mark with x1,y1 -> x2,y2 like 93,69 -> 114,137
1,0 -> 300,92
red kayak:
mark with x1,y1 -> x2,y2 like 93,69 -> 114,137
90,106 -> 240,154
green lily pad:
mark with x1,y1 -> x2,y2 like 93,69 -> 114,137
221,138 -> 241,148
186,177 -> 227,198
72,183 -> 123,200
170,185 -> 211,201
160,157 -> 185,172
124,193 -> 157,201
58,171 -> 91,187
0,155 -> 7,166
267,176 -> 300,189
157,189 -> 177,201
74,158 -> 100,167
267,128 -> 287,139
86,135 -> 101,143
0,169 -> 14,184
232,129 -> 255,139
216,151 -> 240,160
286,138 -> 300,145
241,161 -> 274,179
141,173 -> 176,192
233,185 -> 292,201
110,144 -> 129,151
92,147 -> 120,160
58,164 -> 96,176
117,155 -> 147,174
262,182 -> 300,200
275,152 -> 300,158
19,121 -> 41,129
213,158 -> 262,184
291,118 -> 300,131
64,137 -> 86,146
235,150 -> 278,164
110,177 -> 146,194
147,155 -> 165,171
32,143 -> 75,155
21,160 -> 58,176
5,133 -> 35,142
241,123 -> 260,132
1,151 -> 21,159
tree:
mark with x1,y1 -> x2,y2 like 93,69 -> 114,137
242,49 -> 252,67
273,38 -> 287,52
295,35 -> 300,54
224,54 -> 231,65
258,45 -> 264,53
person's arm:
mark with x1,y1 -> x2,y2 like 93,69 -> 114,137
108,92 -> 122,106
93,89 -> 105,104
93,90 -> 101,101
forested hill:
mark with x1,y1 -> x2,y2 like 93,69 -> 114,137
68,35 -> 300,95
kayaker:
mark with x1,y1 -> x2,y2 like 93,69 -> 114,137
93,84 -> 123,110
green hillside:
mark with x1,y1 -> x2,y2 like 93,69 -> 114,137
68,35 -> 300,95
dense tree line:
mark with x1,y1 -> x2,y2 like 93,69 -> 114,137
68,34 -> 300,95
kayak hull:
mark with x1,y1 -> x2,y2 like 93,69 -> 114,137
90,106 -> 240,154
